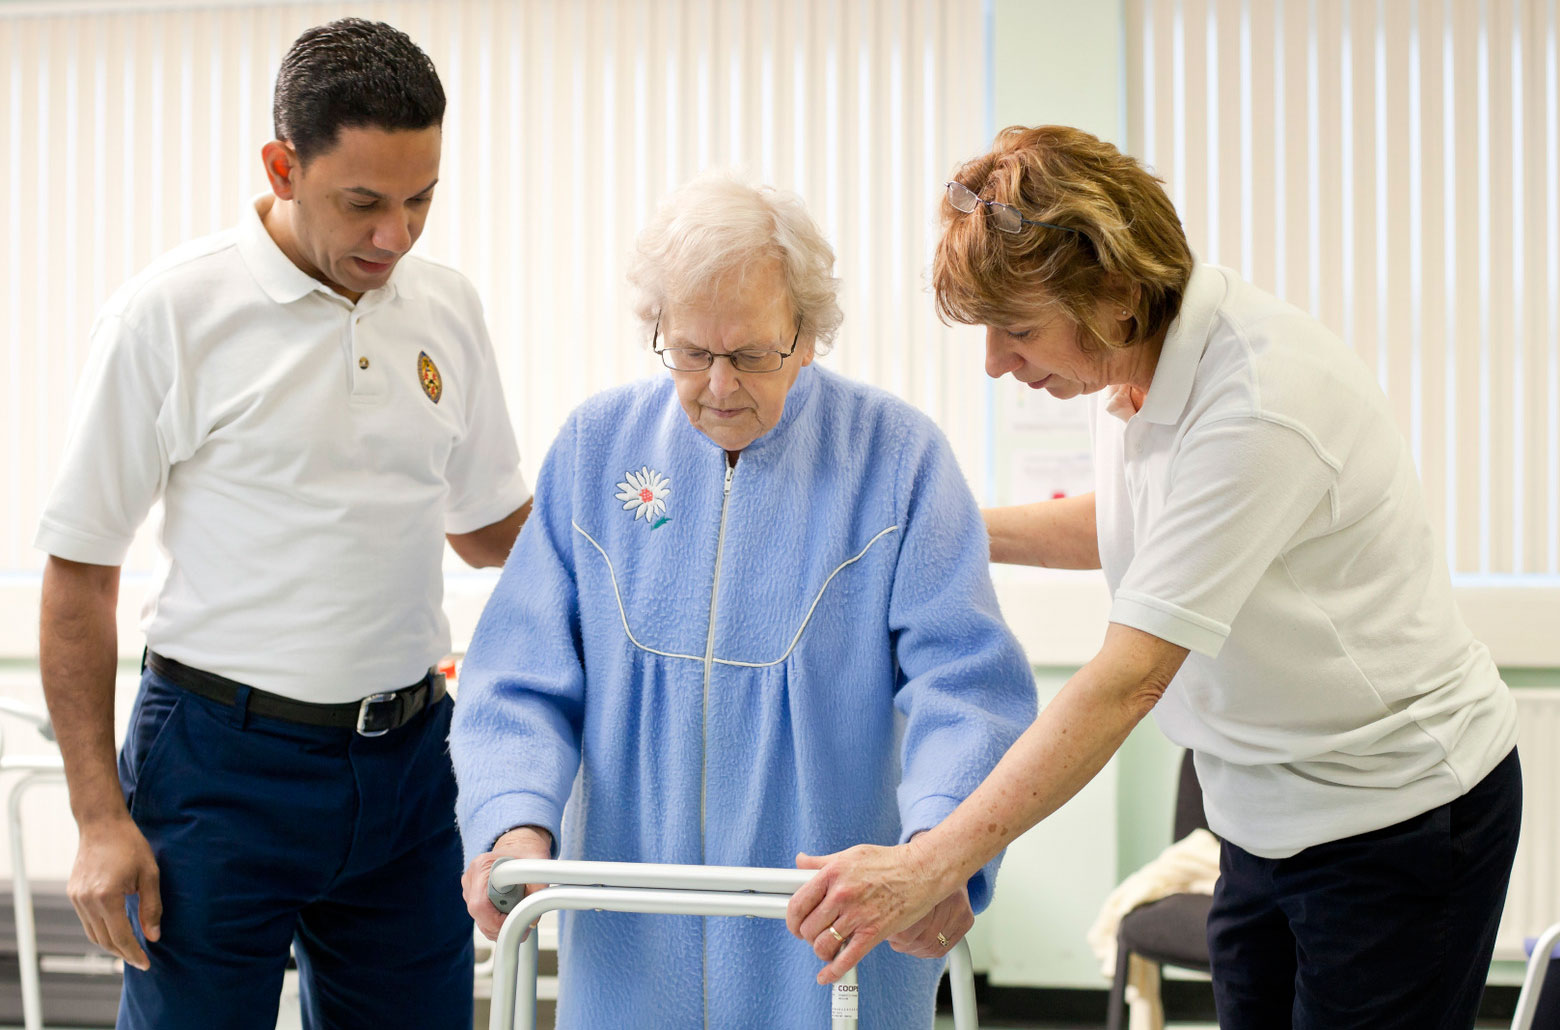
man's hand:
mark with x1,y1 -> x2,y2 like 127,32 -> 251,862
461,824 -> 553,941
68,814 -> 161,971
41,555 -> 153,968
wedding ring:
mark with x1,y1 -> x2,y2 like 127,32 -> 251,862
936,932 -> 950,949
827,925 -> 846,944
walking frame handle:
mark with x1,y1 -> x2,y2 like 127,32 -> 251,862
484,858 -> 980,1030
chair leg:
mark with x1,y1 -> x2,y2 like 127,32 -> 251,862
1106,938 -> 1131,1030
1141,961 -> 1166,1030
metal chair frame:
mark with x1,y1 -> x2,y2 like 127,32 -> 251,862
1511,921 -> 1560,1030
0,698 -> 69,1030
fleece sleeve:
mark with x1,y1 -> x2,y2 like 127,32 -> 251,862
887,422 -> 1038,914
449,413 -> 585,863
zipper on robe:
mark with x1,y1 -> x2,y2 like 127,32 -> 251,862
700,459 -> 735,1029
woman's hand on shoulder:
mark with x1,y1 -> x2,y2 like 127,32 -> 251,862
982,494 -> 1100,569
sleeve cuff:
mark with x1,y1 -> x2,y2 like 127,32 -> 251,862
899,793 -> 957,845
460,791 -> 564,865
445,470 -> 533,535
33,521 -> 132,567
1110,591 -> 1229,658
898,794 -> 998,915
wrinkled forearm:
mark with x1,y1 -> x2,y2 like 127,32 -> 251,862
447,499 -> 532,568
982,493 -> 1101,569
913,623 -> 1188,893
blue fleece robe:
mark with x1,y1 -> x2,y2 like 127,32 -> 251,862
451,364 -> 1035,1029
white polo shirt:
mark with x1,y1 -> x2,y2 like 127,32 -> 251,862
1094,264 -> 1518,859
36,196 -> 531,703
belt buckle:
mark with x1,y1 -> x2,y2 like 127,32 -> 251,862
356,692 -> 400,737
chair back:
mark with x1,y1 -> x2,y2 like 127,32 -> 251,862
1511,922 -> 1560,1030
1172,749 -> 1211,842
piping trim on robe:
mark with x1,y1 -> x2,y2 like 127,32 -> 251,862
572,519 -> 901,668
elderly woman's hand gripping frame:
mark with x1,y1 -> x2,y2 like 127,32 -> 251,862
786,622 -> 1189,984
463,825 -> 554,941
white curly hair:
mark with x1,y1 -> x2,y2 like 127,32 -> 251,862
626,170 -> 844,353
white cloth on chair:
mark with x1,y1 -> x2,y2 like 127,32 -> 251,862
1087,828 -> 1222,1030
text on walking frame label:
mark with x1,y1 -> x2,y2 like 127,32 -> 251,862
831,982 -> 859,1018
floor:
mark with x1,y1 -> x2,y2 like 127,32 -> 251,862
282,978 -> 1226,1030
933,1024 -> 1216,1030
929,1023 -> 1210,1030
13,965 -> 1507,1030
274,970 -> 302,1029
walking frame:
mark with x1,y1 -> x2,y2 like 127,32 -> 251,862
485,858 -> 980,1030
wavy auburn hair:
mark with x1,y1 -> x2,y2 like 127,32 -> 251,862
933,125 -> 1193,350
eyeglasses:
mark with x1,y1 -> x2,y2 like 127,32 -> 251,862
944,181 -> 1082,236
653,318 -> 802,374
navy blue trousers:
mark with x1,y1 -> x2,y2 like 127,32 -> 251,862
1207,748 -> 1522,1030
116,668 -> 474,1030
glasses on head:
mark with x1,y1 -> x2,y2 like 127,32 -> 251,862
653,318 -> 802,374
944,181 -> 1082,237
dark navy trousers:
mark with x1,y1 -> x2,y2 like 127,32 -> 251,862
116,667 -> 474,1030
1207,748 -> 1522,1030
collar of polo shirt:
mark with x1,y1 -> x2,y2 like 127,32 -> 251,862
238,194 -> 416,307
1135,263 -> 1225,426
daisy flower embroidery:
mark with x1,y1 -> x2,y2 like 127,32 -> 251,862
616,466 -> 672,526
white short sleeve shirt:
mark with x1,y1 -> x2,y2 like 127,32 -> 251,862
35,196 -> 531,702
1095,265 -> 1518,858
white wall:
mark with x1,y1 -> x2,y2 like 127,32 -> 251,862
960,0 -> 1135,991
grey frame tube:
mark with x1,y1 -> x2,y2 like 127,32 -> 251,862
485,859 -> 979,1030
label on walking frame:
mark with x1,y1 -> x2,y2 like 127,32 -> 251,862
830,982 -> 859,1019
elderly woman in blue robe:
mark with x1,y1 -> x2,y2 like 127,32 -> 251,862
450,174 -> 1036,1029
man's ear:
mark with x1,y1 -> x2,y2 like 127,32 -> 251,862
261,140 -> 299,200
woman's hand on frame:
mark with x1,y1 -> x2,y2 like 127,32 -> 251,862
886,881 -> 973,959
785,838 -> 953,984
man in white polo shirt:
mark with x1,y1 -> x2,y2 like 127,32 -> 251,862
35,19 -> 529,1030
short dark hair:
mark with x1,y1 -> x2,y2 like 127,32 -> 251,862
272,18 -> 445,162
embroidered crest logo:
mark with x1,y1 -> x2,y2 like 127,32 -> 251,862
616,466 -> 672,528
417,351 -> 443,404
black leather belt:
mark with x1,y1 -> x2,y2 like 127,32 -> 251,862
145,651 -> 445,737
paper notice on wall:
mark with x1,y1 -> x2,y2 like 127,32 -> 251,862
993,382 -> 1094,505
1003,384 -> 1093,436
1009,449 -> 1095,504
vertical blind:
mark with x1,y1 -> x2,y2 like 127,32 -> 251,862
1126,0 -> 1560,582
0,0 -> 989,579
